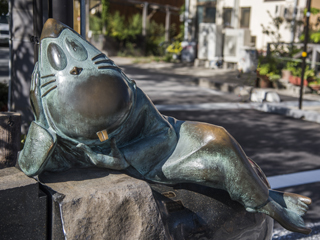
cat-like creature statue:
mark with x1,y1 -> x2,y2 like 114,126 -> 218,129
19,19 -> 311,235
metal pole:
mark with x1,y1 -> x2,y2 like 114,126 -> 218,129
33,0 -> 43,63
80,0 -> 86,38
184,0 -> 189,41
51,0 -> 73,28
7,0 -> 12,111
299,0 -> 311,110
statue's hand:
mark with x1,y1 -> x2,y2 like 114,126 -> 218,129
77,139 -> 130,170
30,62 -> 46,123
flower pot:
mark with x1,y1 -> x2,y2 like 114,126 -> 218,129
281,69 -> 291,81
258,75 -> 272,88
295,77 -> 310,86
289,75 -> 297,85
309,84 -> 320,91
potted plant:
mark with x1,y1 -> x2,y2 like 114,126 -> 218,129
308,77 -> 320,92
257,56 -> 280,88
291,65 -> 315,86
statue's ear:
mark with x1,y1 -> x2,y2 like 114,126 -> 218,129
18,121 -> 57,176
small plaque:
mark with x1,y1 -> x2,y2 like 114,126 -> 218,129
162,191 -> 176,198
96,130 -> 109,142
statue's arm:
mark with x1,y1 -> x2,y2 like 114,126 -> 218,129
18,121 -> 57,176
119,126 -> 177,175
77,138 -> 130,170
76,123 -> 177,173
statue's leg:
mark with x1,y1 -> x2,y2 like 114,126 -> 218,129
157,122 -> 311,234
161,122 -> 269,208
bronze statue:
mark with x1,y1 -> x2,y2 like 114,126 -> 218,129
19,19 -> 312,235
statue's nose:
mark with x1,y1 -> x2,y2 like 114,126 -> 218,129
40,18 -> 69,41
70,66 -> 83,75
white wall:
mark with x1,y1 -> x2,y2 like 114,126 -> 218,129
216,0 -> 306,50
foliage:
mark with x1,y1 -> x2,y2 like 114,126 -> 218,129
89,12 -> 103,35
310,32 -> 320,43
145,18 -> 165,55
0,0 -> 8,15
309,77 -> 320,86
174,4 -> 185,42
303,7 -> 320,16
261,11 -> 285,55
101,0 -> 109,33
285,61 -> 299,76
257,56 -> 281,81
304,66 -> 315,79
166,41 -> 182,55
100,0 -> 167,56
300,7 -> 320,43
285,61 -> 315,79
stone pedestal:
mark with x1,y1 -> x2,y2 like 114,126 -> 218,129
150,182 -> 274,240
39,168 -> 273,240
39,168 -> 168,240
0,167 -> 47,240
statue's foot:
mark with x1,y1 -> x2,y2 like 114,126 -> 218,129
247,198 -> 311,235
269,190 -> 311,216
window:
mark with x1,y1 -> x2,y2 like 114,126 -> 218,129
223,8 -> 232,27
197,0 -> 217,24
197,6 -> 216,24
251,36 -> 256,47
240,7 -> 250,28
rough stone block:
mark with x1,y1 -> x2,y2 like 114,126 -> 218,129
39,168 -> 273,240
0,167 -> 47,240
39,168 -> 168,240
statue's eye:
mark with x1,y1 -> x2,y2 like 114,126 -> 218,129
65,37 -> 88,61
47,43 -> 67,71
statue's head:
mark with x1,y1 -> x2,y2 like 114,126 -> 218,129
36,19 -> 134,142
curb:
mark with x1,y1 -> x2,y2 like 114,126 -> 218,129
194,78 -> 320,124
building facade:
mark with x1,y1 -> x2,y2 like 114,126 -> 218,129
187,0 -> 307,51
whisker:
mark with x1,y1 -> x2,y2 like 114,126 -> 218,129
92,53 -> 105,61
41,79 -> 56,88
98,66 -> 121,71
41,86 -> 57,98
41,74 -> 55,79
94,60 -> 114,65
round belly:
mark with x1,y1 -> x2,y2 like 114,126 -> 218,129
46,72 -> 133,140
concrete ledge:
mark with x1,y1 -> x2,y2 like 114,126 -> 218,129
194,77 -> 320,124
0,167 -> 47,240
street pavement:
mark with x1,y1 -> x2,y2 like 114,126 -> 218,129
113,56 -> 320,240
